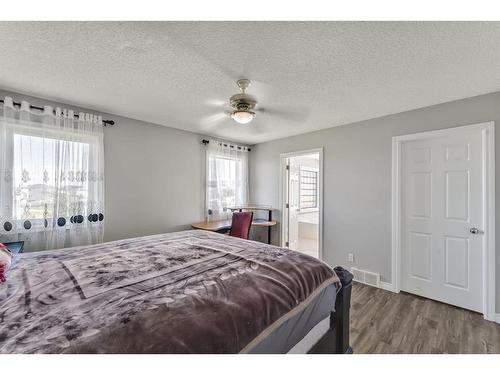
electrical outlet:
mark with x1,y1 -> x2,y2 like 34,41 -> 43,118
348,253 -> 354,262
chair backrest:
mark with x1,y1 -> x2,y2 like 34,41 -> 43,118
229,211 -> 254,240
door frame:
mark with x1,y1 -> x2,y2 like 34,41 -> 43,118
391,122 -> 495,321
280,148 -> 324,260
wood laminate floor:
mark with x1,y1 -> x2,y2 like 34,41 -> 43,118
350,282 -> 500,354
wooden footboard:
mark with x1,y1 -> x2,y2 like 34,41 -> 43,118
309,266 -> 353,354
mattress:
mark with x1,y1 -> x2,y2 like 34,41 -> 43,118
0,230 -> 340,353
248,283 -> 337,353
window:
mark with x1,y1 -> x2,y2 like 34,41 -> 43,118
0,100 -> 105,250
299,167 -> 318,209
206,141 -> 249,220
13,133 -> 90,220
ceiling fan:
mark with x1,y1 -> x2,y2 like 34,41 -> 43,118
201,78 -> 310,131
228,79 -> 258,124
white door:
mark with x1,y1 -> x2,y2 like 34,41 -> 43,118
401,126 -> 483,312
287,158 -> 300,250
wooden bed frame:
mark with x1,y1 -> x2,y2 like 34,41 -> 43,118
309,266 -> 354,354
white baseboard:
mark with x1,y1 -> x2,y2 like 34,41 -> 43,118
379,281 -> 395,293
495,314 -> 500,324
352,277 -> 395,293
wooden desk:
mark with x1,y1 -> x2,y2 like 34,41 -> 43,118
191,219 -> 232,233
191,219 -> 277,244
227,206 -> 275,245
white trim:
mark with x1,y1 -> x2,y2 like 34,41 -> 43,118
279,148 -> 324,260
391,135 -> 401,293
495,314 -> 500,324
483,124 -> 496,321
379,281 -> 396,293
391,122 -> 496,321
352,279 -> 395,293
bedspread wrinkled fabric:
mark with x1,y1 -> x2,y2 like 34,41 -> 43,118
0,230 -> 339,353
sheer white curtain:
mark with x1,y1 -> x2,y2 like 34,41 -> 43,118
0,97 -> 105,251
206,139 -> 249,221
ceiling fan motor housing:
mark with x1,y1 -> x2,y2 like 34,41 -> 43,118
230,93 -> 257,111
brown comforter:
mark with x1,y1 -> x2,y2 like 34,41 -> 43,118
0,230 -> 339,353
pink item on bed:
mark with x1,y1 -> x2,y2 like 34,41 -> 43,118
0,243 -> 13,283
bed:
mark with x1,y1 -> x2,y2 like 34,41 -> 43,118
0,230 -> 352,354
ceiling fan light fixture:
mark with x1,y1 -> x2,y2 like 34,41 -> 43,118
231,110 -> 255,124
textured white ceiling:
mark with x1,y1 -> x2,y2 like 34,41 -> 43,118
1,22 -> 500,144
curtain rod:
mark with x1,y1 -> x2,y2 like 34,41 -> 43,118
0,99 -> 115,126
202,139 -> 251,152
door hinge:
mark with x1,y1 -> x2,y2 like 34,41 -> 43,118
285,203 -> 289,208
286,165 -> 290,170
285,241 -> 289,247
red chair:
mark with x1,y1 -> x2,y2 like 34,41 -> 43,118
229,211 -> 254,240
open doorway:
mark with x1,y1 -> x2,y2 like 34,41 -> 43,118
281,149 -> 323,259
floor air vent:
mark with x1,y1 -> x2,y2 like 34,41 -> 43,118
350,267 -> 380,287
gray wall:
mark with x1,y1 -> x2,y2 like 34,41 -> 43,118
3,87 -> 498,312
102,114 -> 206,242
0,89 -> 207,243
249,91 -> 500,312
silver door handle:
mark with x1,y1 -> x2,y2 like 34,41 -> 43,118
470,228 -> 483,234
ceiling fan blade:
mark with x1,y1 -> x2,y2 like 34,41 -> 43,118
199,112 -> 231,131
258,105 -> 310,123
204,99 -> 230,108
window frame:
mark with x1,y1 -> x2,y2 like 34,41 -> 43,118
205,147 -> 248,219
299,166 -> 319,211
1,119 -> 98,227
